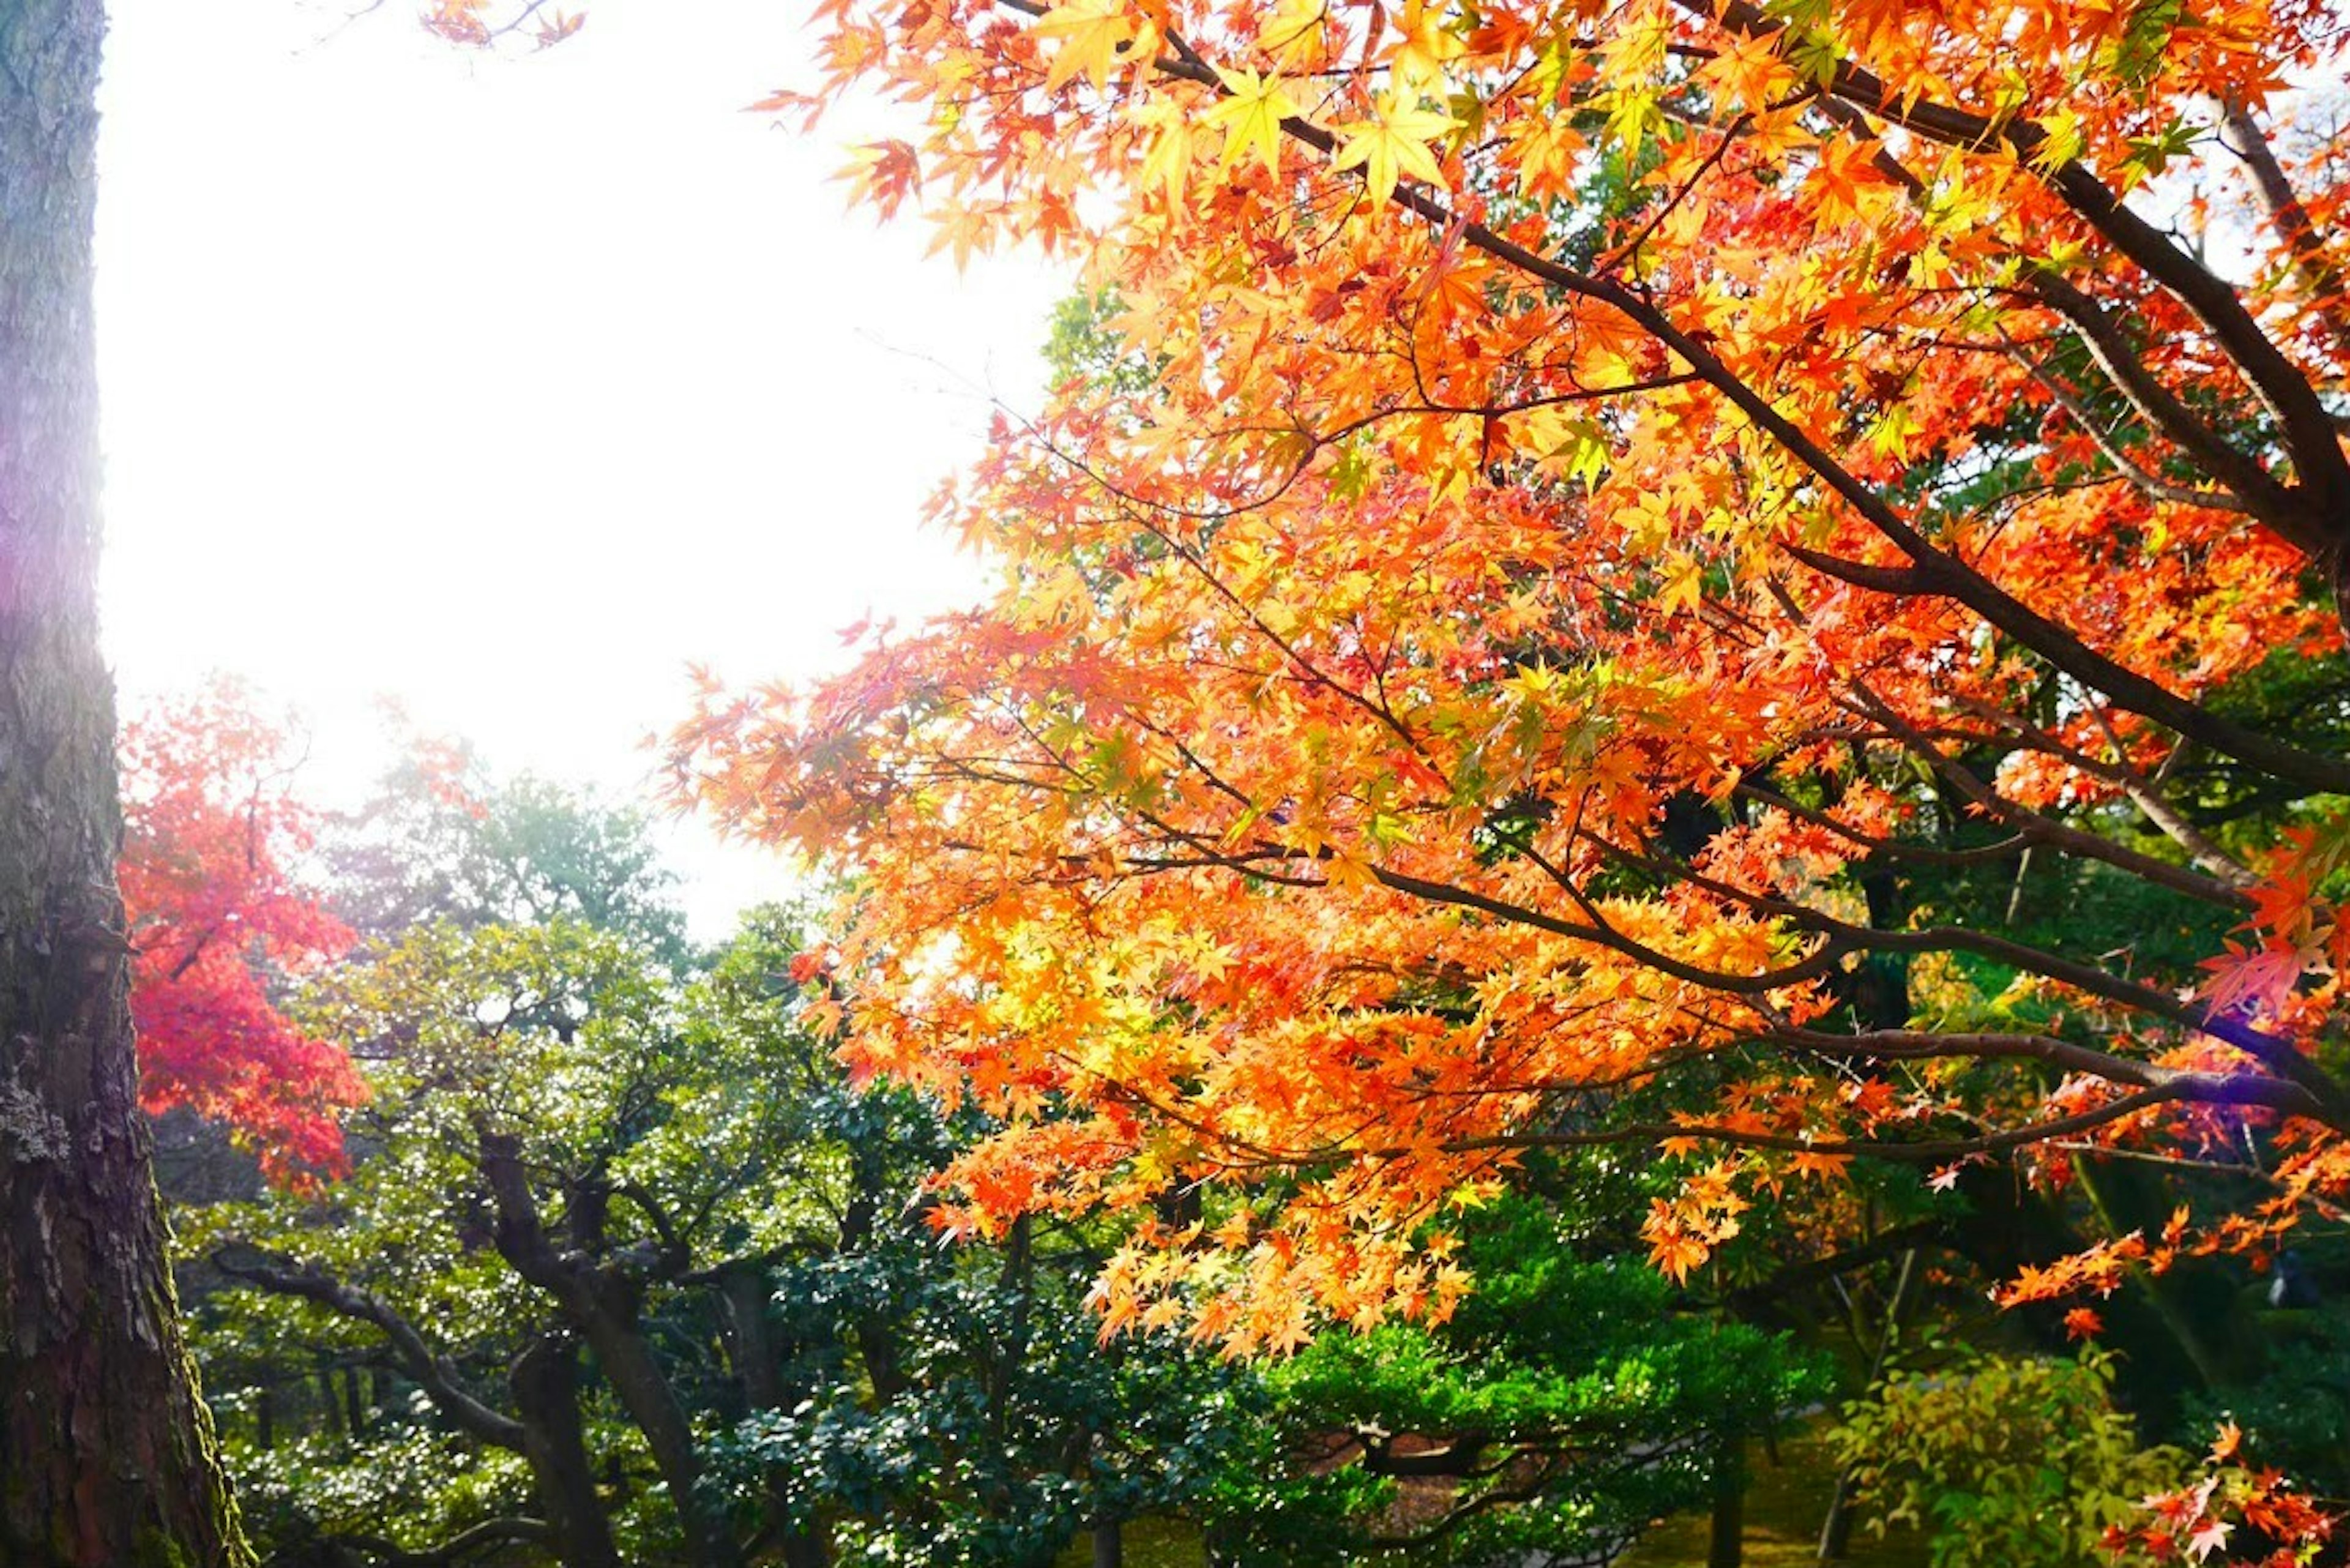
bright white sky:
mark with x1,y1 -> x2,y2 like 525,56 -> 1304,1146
95,0 -> 1069,934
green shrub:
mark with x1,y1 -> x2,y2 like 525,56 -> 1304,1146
1828,1346 -> 2188,1568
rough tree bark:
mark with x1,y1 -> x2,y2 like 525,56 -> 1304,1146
0,0 -> 247,1559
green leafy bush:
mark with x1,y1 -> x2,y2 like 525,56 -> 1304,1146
1196,1198 -> 1827,1567
1829,1347 -> 2188,1568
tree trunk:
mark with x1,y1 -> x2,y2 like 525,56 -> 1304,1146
318,1355 -> 346,1438
1815,1476 -> 1855,1564
1820,1249 -> 1922,1563
481,1133 -> 739,1568
510,1335 -> 623,1568
715,1263 -> 830,1567
1707,1438 -> 1744,1568
0,1 -> 247,1562
572,1292 -> 740,1568
841,1150 -> 909,1403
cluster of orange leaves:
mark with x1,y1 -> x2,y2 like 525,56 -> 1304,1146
2206,821 -> 2350,1027
1639,1159 -> 1751,1283
670,0 -> 2350,1345
1998,1204 -> 2196,1309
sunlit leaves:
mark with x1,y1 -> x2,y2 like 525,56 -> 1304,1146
1203,67 -> 1301,175
1032,0 -> 1145,94
696,0 -> 2350,1343
1330,97 -> 1455,204
121,683 -> 364,1187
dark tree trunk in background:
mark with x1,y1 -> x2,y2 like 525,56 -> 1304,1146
1707,1436 -> 1744,1568
715,1263 -> 831,1568
482,1134 -> 740,1568
0,1 -> 246,1560
1819,1249 -> 1922,1564
510,1335 -> 623,1568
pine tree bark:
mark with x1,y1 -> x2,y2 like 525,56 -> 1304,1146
0,0 -> 248,1560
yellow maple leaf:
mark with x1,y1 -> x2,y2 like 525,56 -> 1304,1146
1331,97 -> 1455,203
1130,94 -> 1202,204
1032,0 -> 1140,94
1202,67 -> 1301,176
1255,0 -> 1329,70
1384,0 -> 1464,96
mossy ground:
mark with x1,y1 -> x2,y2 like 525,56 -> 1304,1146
1052,1427 -> 1931,1567
1051,1515 -> 1208,1567
1616,1429 -> 1931,1568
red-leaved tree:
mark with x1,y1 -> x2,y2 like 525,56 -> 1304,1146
120,682 -> 365,1185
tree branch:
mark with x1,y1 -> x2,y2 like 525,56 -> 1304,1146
2220,99 -> 2350,358
322,1517 -> 556,1567
1005,0 -> 2350,793
211,1244 -> 528,1450
1709,0 -> 2350,536
1437,1083 -> 2185,1163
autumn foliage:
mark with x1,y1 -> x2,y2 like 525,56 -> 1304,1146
121,685 -> 363,1184
420,0 -> 583,48
673,0 -> 2350,1350
2116,1421 -> 2338,1567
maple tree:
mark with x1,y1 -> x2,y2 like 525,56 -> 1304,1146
2115,1420 -> 2340,1568
420,0 -> 585,48
670,0 -> 2350,1351
120,683 -> 364,1186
